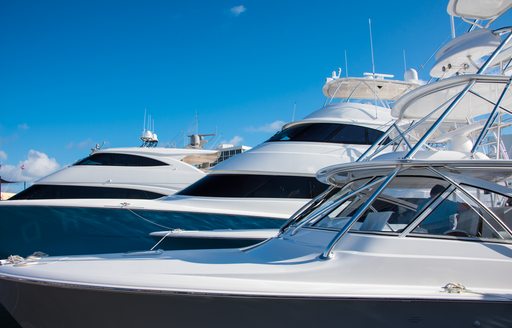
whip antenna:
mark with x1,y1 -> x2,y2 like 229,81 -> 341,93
369,18 -> 376,77
344,50 -> 349,77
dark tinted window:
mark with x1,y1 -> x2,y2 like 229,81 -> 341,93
11,184 -> 165,200
75,153 -> 167,166
177,174 -> 328,199
268,123 -> 384,145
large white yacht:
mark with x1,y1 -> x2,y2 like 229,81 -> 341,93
2,69 -> 512,327
0,71 -> 419,258
10,146 -> 219,200
1,2 -> 511,327
1,159 -> 510,328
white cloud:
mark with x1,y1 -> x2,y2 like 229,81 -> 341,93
246,120 -> 285,133
229,135 -> 243,145
17,123 -> 29,131
230,5 -> 246,16
0,150 -> 7,161
220,135 -> 244,146
0,150 -> 60,182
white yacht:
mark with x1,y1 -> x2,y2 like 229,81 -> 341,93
0,72 -> 419,258
148,0 -> 512,248
10,146 -> 219,200
2,13 -> 512,324
1,1 -> 512,327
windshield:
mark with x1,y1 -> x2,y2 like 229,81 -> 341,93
268,123 -> 385,145
294,168 -> 512,243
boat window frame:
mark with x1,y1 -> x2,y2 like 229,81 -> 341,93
290,166 -> 512,245
267,122 -> 387,146
10,184 -> 166,200
74,153 -> 169,167
176,173 -> 329,199
404,182 -> 512,244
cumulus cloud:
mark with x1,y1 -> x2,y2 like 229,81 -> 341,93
230,5 -> 246,16
0,150 -> 60,182
17,123 -> 29,131
220,135 -> 244,146
0,150 -> 7,161
246,120 -> 285,133
228,135 -> 243,145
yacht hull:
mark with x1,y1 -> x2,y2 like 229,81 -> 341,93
0,205 -> 283,258
1,277 -> 510,328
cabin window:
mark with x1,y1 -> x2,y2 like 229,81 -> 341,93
75,153 -> 167,167
310,176 -> 449,233
177,174 -> 328,199
412,185 -> 512,241
10,184 -> 165,200
267,123 -> 385,145
305,172 -> 512,244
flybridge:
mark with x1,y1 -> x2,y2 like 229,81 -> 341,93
322,70 -> 421,107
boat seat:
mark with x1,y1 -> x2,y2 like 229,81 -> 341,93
360,211 -> 393,232
324,217 -> 350,229
456,210 -> 480,236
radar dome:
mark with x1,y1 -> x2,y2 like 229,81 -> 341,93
404,68 -> 419,82
143,130 -> 153,139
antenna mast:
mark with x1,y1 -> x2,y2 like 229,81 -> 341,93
194,110 -> 199,135
369,18 -> 376,77
344,50 -> 349,77
403,49 -> 407,71
143,108 -> 147,133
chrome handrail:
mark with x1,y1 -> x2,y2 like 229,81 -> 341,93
471,77 -> 512,156
427,167 -> 512,238
319,167 -> 400,259
290,175 -> 388,236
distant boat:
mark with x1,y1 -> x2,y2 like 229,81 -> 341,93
0,70 -> 419,258
10,133 -> 250,200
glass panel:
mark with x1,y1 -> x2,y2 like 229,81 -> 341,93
310,176 -> 449,233
10,185 -> 165,200
177,174 -> 329,199
412,185 -> 512,241
267,123 -> 385,145
75,153 -> 167,166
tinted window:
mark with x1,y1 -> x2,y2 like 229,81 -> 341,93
268,123 -> 384,145
75,153 -> 167,166
11,185 -> 165,200
177,174 -> 328,199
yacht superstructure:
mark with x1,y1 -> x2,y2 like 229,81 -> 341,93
11,146 -> 219,200
1,2 -> 512,326
0,72 -> 419,258
3,87 -> 512,325
0,160 -> 510,328
1,1 -> 512,327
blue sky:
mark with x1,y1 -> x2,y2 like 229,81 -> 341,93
0,0 -> 511,187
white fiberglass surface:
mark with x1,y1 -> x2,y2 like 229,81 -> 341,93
322,77 -> 418,101
447,0 -> 512,20
0,229 -> 511,299
392,75 -> 512,122
41,159 -> 205,185
297,103 -> 394,128
430,29 -> 502,78
211,142 -> 369,174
